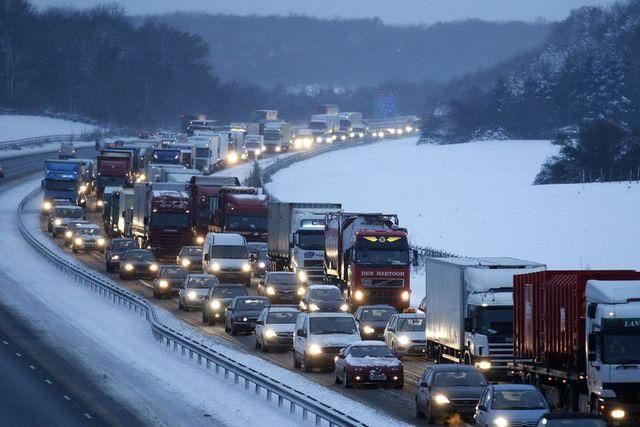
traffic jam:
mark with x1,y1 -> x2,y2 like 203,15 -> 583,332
38,111 -> 636,426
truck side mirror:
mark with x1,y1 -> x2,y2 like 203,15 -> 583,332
143,217 -> 148,225
588,333 -> 597,361
587,303 -> 598,319
412,249 -> 419,267
204,253 -> 210,262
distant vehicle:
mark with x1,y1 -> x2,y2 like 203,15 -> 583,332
474,384 -> 549,427
105,238 -> 139,272
0,164 -> 5,178
299,285 -> 349,313
293,312 -> 360,372
176,246 -> 203,272
58,141 -> 76,159
241,135 -> 265,160
257,272 -> 305,304
71,224 -> 106,254
118,249 -> 158,280
334,341 -> 404,389
250,245 -> 270,277
224,296 -> 271,335
48,205 -> 84,237
63,219 -> 90,247
202,233 -> 251,286
415,364 -> 488,424
247,241 -> 267,263
153,266 -> 189,299
202,283 -> 248,325
384,312 -> 427,356
254,305 -> 299,352
353,305 -> 397,340
178,274 -> 220,311
535,413 -> 605,427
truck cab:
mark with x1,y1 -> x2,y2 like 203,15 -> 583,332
42,159 -> 84,211
202,233 -> 252,286
209,187 -> 269,242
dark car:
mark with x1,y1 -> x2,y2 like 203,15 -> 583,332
415,364 -> 488,424
64,219 -> 90,247
0,164 -> 5,178
258,272 -> 305,304
153,266 -> 189,299
176,246 -> 203,272
224,296 -> 271,335
354,305 -> 398,340
202,283 -> 248,325
536,413 -> 605,427
299,285 -> 349,313
105,238 -> 139,272
178,274 -> 220,311
334,341 -> 404,389
118,249 -> 158,280
248,242 -> 269,276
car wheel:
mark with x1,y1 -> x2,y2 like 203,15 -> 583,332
334,370 -> 342,385
184,305 -> 190,312
72,247 -> 78,253
254,338 -> 261,349
230,321 -> 237,335
293,352 -> 301,369
208,316 -> 216,326
202,311 -> 208,323
303,354 -> 313,372
153,290 -> 159,299
178,301 -> 184,311
224,319 -> 230,333
106,263 -> 113,273
52,231 -> 58,238
343,369 -> 352,389
415,398 -> 425,419
47,223 -> 52,232
426,402 -> 435,424
261,341 -> 269,353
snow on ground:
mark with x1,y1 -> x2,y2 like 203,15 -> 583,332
266,137 -> 640,304
0,115 -> 97,141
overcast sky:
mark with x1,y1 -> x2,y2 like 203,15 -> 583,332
30,0 -> 619,25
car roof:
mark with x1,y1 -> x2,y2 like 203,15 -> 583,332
397,313 -> 426,319
267,305 -> 299,312
125,249 -> 152,254
358,305 -> 396,310
77,223 -> 100,229
491,384 -> 540,391
160,265 -> 186,270
207,232 -> 246,245
112,237 -> 135,242
306,312 -> 354,319
234,295 -> 269,300
542,413 -> 603,420
188,274 -> 216,278
180,246 -> 201,250
427,364 -> 483,372
350,340 -> 389,347
308,284 -> 340,290
215,283 -> 245,287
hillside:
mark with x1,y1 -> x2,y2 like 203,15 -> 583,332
150,13 -> 549,87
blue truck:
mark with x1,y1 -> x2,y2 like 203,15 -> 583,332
42,159 -> 84,212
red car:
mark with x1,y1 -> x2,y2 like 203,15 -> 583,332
334,341 -> 404,389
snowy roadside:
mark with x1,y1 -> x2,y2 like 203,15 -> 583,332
0,141 -> 96,159
0,115 -> 97,141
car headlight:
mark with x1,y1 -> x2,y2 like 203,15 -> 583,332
610,409 -> 626,419
137,173 -> 146,181
297,271 -> 307,282
43,201 -> 52,211
227,151 -> 238,164
297,287 -> 305,296
275,146 -> 281,152
210,300 -> 221,309
97,238 -> 105,246
397,335 -> 410,346
242,263 -> 251,272
433,394 -> 450,405
309,303 -> 320,312
316,137 -> 322,143
241,153 -> 247,160
210,263 -> 220,272
340,303 -> 349,312
196,236 -> 205,244
181,258 -> 191,267
258,262 -> 266,269
266,287 -> 276,295
149,263 -> 158,272
363,326 -> 375,334
111,255 -> 119,261
159,280 -> 169,288
492,417 -> 509,427
475,360 -> 492,370
124,263 -> 134,271
74,237 -> 83,245
96,200 -> 103,207
401,290 -> 410,301
65,231 -> 73,238
307,344 -> 322,355
54,219 -> 62,226
79,184 -> 87,193
354,290 -> 364,301
187,291 -> 197,300
264,329 -> 277,339
349,132 -> 355,138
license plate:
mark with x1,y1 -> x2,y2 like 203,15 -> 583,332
369,374 -> 387,381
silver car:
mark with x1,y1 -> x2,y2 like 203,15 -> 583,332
71,224 -> 106,253
178,274 -> 220,311
48,205 -> 84,237
384,313 -> 427,356
474,384 -> 549,427
254,305 -> 299,352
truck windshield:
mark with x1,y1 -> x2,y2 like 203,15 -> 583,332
309,122 -> 327,131
211,245 -> 247,259
56,208 -> 83,218
297,232 -> 324,250
602,334 -> 640,364
150,213 -> 189,227
476,306 -> 513,337
245,142 -> 262,149
226,215 -> 267,232
152,150 -> 181,164
263,131 -> 281,141
356,250 -> 408,266
45,180 -> 77,191
98,176 -> 126,185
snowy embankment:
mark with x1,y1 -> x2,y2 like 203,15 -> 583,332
266,137 -> 640,303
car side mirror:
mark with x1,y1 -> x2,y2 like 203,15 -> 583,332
256,320 -> 263,325
296,328 -> 306,337
387,328 -> 395,332
337,353 -> 345,359
420,381 -> 429,388
204,253 -> 210,261
227,307 -> 233,313
412,249 -> 419,267
259,280 -> 264,285
477,404 -> 487,412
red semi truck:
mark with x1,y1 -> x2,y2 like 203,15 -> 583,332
324,212 -> 413,311
188,176 -> 241,244
96,153 -> 132,200
209,186 -> 269,242
131,183 -> 192,258
512,270 -> 640,423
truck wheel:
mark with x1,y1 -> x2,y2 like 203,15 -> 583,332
293,352 -> 301,369
303,354 -> 313,372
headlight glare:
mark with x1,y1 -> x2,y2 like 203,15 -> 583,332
297,271 -> 307,282
475,360 -> 492,370
65,231 -> 73,238
54,219 -> 62,225
210,263 -> 220,272
397,335 -> 410,346
266,287 -> 276,295
181,258 -> 191,267
297,287 -> 305,296
74,237 -> 82,245
242,263 -> 251,272
159,280 -> 169,288
258,262 -> 266,268
187,291 -> 197,300
308,344 -> 322,355
401,290 -> 410,301
433,394 -> 450,405
210,300 -> 221,309
340,303 -> 349,312
309,303 -> 320,312
354,290 -> 364,301
196,236 -> 205,244
97,238 -> 105,246
124,263 -> 134,271
363,326 -> 375,334
611,409 -> 625,419
492,417 -> 508,427
265,329 -> 277,338
149,263 -> 158,272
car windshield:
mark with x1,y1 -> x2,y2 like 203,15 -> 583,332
128,251 -> 155,261
180,247 -> 202,256
112,240 -> 137,250
432,371 -> 488,387
350,346 -> 395,358
266,311 -> 298,324
360,308 -> 396,322
397,317 -> 425,331
188,277 -> 219,288
602,334 -> 640,364
213,287 -> 247,298
78,228 -> 100,235
544,420 -> 606,427
492,390 -> 547,410
160,268 -> 188,278
309,287 -> 343,301
56,208 -> 83,218
309,317 -> 357,335
236,299 -> 270,310
226,215 -> 267,232
268,274 -> 298,285
297,232 -> 324,250
211,245 -> 247,259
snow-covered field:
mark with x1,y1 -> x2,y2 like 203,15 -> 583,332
0,115 -> 97,141
266,137 -> 640,303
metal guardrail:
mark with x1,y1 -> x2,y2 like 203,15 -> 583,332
0,134 -> 85,150
17,188 -> 366,427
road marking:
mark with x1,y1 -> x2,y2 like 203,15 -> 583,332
84,413 -> 92,419
15,352 -> 22,357
29,365 -> 36,370
45,379 -> 52,384
138,280 -> 153,289
63,395 -> 71,401
2,340 -> 7,345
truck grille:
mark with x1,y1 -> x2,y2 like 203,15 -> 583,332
488,342 -> 514,369
303,260 -> 323,268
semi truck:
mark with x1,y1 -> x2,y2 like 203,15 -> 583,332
187,176 -> 241,243
324,212 -> 413,311
117,188 -> 134,236
309,114 -> 340,141
242,135 -> 264,160
96,154 -> 131,200
42,159 -> 84,211
512,270 -> 640,424
424,257 -> 545,378
262,122 -> 291,153
337,112 -> 363,132
209,186 -> 269,243
131,182 -> 192,258
150,148 -> 183,165
268,202 -> 342,283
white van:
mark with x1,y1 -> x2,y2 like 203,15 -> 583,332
202,233 -> 252,285
293,312 -> 360,372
